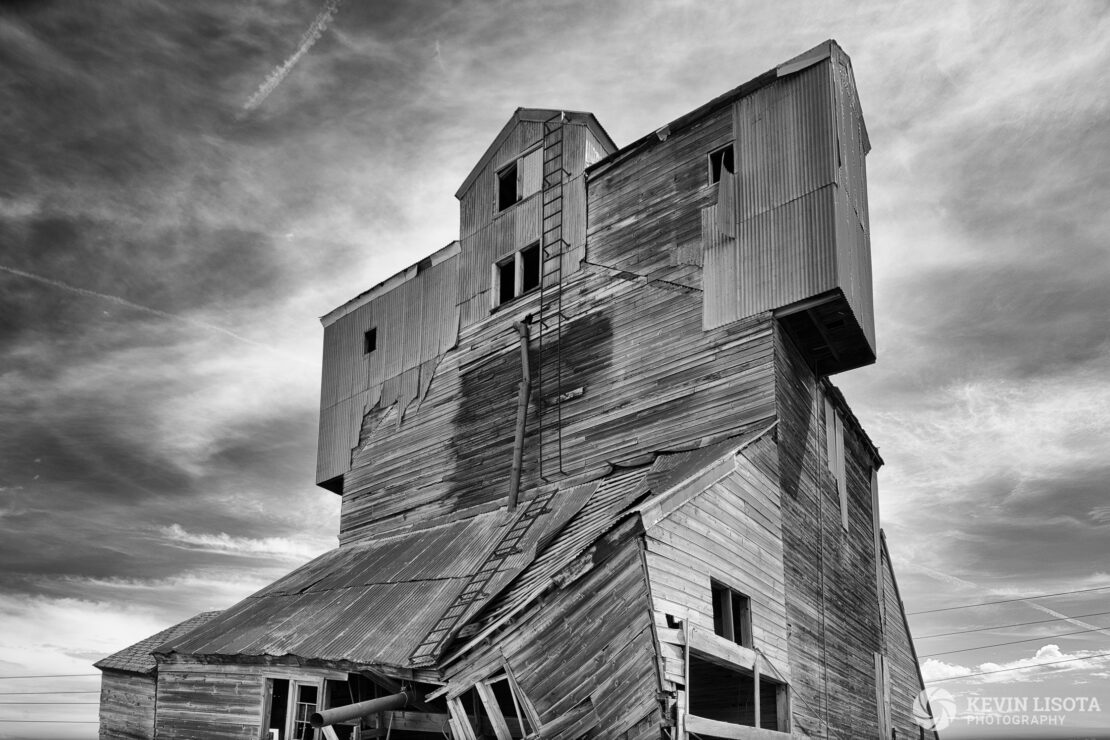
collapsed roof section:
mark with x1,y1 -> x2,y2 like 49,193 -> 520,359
155,424 -> 774,675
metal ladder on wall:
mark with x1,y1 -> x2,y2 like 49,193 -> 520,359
409,490 -> 556,666
538,113 -> 569,479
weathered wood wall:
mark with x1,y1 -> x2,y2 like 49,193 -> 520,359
153,662 -> 345,740
98,670 -> 155,740
773,323 -> 887,738
445,533 -> 661,740
642,436 -> 791,688
883,538 -> 938,739
336,103 -> 777,542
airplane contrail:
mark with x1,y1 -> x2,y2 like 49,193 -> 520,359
0,263 -> 266,349
243,0 -> 344,112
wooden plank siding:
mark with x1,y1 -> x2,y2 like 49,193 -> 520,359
153,663 -> 346,740
98,671 -> 155,740
443,535 -> 661,739
882,536 -> 940,739
642,437 -> 792,690
773,322 -> 889,739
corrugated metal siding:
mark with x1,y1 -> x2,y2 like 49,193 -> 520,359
704,57 -> 867,331
316,255 -> 462,484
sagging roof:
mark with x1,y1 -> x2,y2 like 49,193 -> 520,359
157,424 -> 775,672
94,611 -> 221,676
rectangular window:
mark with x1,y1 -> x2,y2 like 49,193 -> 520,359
493,242 -> 541,308
265,678 -> 290,740
498,161 -> 520,211
363,327 -> 377,354
711,581 -> 752,647
292,683 -> 318,740
708,143 -> 735,184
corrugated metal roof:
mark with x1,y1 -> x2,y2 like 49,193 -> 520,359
155,430 -> 772,671
95,611 -> 222,675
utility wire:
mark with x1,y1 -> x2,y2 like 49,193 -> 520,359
907,585 -> 1110,615
0,674 -> 99,680
926,651 -> 1110,683
917,610 -> 1110,639
920,625 -> 1110,658
0,719 -> 97,723
0,691 -> 99,696
0,701 -> 99,705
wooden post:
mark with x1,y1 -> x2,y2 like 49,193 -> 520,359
753,652 -> 761,729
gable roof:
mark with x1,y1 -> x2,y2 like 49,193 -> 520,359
455,108 -> 617,199
94,611 -> 222,676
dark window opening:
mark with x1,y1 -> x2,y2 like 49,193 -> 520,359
712,581 -> 752,647
292,684 -> 318,740
457,677 -> 534,739
498,257 -> 516,305
689,655 -> 782,732
498,161 -> 520,211
363,328 -> 377,354
708,143 -> 735,184
520,242 -> 540,294
267,678 -> 290,740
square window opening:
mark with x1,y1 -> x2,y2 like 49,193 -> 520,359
711,581 -> 752,647
498,161 -> 520,211
363,328 -> 377,355
708,143 -> 735,184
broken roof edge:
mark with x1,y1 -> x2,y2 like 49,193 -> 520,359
152,650 -> 440,682
586,39 -> 853,179
320,240 -> 461,328
454,108 -> 617,200
95,610 -> 223,676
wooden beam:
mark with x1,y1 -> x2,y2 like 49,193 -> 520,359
475,681 -> 513,740
687,625 -> 757,672
684,714 -> 791,740
753,652 -> 761,730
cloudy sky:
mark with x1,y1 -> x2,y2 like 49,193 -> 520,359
1,1 -> 1107,737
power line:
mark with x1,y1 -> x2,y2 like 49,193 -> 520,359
0,701 -> 99,705
0,719 -> 97,723
0,691 -> 99,696
0,674 -> 99,680
925,650 -> 1110,683
917,610 -> 1110,639
908,585 -> 1110,615
920,625 -> 1110,658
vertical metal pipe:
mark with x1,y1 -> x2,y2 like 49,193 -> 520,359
507,319 -> 531,510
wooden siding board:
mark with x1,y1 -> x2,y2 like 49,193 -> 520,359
98,671 -> 156,740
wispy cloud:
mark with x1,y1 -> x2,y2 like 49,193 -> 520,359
159,524 -> 328,561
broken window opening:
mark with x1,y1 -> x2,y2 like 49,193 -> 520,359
520,243 -> 540,294
292,683 -> 318,740
497,257 -> 517,305
451,674 -> 537,740
498,161 -> 520,211
711,581 -> 752,648
708,143 -> 735,184
688,654 -> 788,733
824,395 -> 848,530
364,327 -> 377,355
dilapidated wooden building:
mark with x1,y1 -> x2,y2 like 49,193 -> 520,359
98,40 -> 937,740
